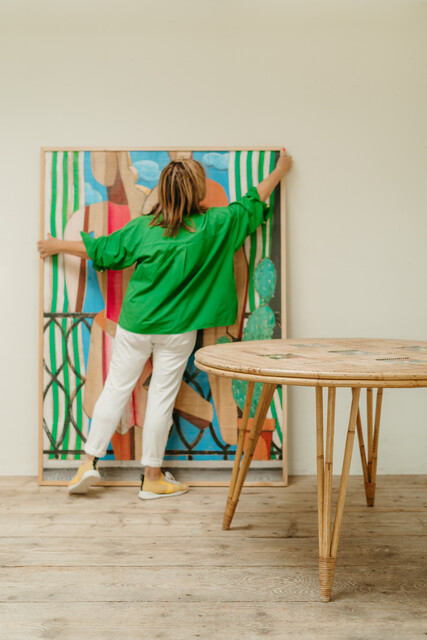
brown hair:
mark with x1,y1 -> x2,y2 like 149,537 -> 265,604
148,159 -> 208,237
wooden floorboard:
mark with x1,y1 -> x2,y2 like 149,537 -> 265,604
0,475 -> 426,639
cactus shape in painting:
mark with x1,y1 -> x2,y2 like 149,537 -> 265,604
254,257 -> 276,305
232,258 -> 277,417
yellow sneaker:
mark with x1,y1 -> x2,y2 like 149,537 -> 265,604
68,458 -> 101,494
138,471 -> 189,500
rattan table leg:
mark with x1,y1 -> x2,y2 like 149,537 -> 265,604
316,387 -> 361,602
368,388 -> 383,506
222,383 -> 276,530
356,388 -> 384,506
222,381 -> 255,530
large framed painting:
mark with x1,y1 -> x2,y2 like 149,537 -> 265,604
39,148 -> 288,486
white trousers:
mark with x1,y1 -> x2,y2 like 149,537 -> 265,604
84,325 -> 197,467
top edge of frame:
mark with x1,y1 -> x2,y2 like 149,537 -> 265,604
40,146 -> 284,152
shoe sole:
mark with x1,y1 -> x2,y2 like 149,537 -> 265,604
138,487 -> 189,500
68,470 -> 101,494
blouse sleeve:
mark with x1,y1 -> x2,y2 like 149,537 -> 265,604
81,217 -> 143,271
226,186 -> 271,251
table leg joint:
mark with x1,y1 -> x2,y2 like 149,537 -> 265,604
319,556 -> 337,603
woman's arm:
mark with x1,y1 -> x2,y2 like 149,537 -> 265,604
226,149 -> 292,251
37,234 -> 89,259
256,149 -> 292,202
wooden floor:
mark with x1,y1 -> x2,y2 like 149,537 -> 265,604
0,475 -> 426,640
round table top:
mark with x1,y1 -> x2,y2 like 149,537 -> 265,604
194,338 -> 427,388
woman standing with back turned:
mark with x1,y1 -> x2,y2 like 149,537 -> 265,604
38,150 -> 292,499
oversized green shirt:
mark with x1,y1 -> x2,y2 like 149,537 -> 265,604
81,186 -> 270,334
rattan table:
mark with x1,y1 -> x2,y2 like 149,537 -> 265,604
194,338 -> 427,602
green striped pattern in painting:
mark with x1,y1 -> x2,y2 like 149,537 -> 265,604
43,151 -> 87,462
228,150 -> 283,458
60,152 -> 70,460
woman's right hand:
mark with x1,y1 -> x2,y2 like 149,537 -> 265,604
276,149 -> 293,176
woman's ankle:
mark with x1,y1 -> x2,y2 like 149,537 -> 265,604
145,466 -> 161,481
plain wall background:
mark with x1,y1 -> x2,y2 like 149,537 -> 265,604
1,0 -> 426,476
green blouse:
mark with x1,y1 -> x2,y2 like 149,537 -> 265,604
81,186 -> 270,334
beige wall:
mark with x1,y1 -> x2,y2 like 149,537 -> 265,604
1,0 -> 426,475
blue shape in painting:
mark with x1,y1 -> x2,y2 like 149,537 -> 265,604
165,352 -> 237,460
130,151 -> 170,190
202,152 -> 229,171
85,183 -> 104,205
84,152 -> 107,202
81,231 -> 106,370
132,160 -> 161,188
193,150 -> 230,200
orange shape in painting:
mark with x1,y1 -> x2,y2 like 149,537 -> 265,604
239,418 -> 276,460
201,178 -> 229,208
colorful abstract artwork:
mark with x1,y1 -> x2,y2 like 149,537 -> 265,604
40,148 -> 285,482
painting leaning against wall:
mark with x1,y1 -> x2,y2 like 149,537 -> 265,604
39,148 -> 287,485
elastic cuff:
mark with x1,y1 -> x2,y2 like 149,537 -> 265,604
247,185 -> 261,200
80,231 -> 105,271
247,185 -> 267,206
84,444 -> 106,458
141,457 -> 164,467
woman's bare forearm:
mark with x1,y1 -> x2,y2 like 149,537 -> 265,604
60,241 -> 88,259
37,236 -> 88,259
256,168 -> 284,202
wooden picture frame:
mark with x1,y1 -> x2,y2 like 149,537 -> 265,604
39,147 -> 288,486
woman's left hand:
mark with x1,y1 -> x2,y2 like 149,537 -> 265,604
37,234 -> 62,258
